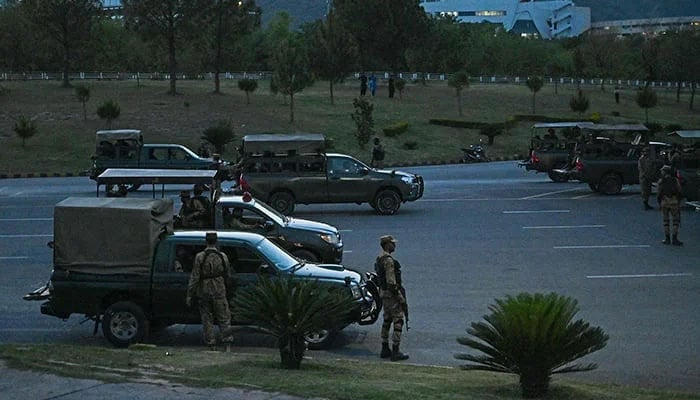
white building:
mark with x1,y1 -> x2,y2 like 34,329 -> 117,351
420,0 -> 591,39
590,16 -> 700,37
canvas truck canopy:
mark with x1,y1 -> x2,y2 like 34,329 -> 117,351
242,133 -> 326,155
667,130 -> 700,139
96,129 -> 143,143
53,197 -> 173,274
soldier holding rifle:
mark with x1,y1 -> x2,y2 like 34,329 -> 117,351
375,235 -> 409,361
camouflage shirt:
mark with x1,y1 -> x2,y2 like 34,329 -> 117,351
187,247 -> 230,299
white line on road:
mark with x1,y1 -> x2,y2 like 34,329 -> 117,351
519,187 -> 582,200
554,245 -> 650,249
587,273 -> 693,279
503,210 -> 570,214
571,193 -> 596,199
0,256 -> 29,260
0,234 -> 53,238
523,225 -> 605,229
343,250 -> 353,253
0,218 -> 53,221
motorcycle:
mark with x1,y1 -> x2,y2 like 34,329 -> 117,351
460,143 -> 490,163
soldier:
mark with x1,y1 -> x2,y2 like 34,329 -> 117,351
669,145 -> 682,174
176,190 -> 194,228
657,166 -> 683,246
190,184 -> 212,227
638,147 -> 655,210
186,232 -> 233,350
375,235 -> 409,361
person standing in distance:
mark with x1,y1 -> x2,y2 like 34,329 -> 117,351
657,166 -> 683,245
375,235 -> 409,361
638,147 -> 655,210
186,232 -> 234,350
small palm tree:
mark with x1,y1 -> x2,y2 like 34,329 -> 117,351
96,100 -> 121,129
232,277 -> 355,369
238,79 -> 258,105
201,120 -> 235,154
448,71 -> 469,116
526,77 -> 544,114
74,85 -> 90,121
456,292 -> 608,398
14,115 -> 38,148
569,90 -> 590,117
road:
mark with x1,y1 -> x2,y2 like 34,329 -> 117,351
0,161 -> 698,393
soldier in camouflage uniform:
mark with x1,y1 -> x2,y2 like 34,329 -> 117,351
638,147 -> 656,210
657,166 -> 683,246
375,235 -> 409,361
186,232 -> 233,350
189,184 -> 212,227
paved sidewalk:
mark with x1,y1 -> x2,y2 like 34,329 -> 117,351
0,361 -> 318,400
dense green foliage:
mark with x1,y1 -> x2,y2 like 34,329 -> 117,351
13,115 -> 37,148
237,78 -> 258,104
96,99 -> 120,129
570,90 -> 590,116
636,86 -> 658,124
456,292 -> 608,398
382,121 -> 409,137
351,97 -> 374,148
201,119 -> 235,154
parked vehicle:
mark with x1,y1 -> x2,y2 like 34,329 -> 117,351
666,130 -> 700,202
460,143 -> 490,163
237,134 -> 424,215
24,197 -> 380,349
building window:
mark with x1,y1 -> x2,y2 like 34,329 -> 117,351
476,10 -> 506,17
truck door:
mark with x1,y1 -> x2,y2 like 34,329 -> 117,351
141,146 -> 171,169
150,242 -> 202,323
326,155 -> 375,202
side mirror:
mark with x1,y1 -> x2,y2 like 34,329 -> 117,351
361,167 -> 370,175
263,220 -> 275,231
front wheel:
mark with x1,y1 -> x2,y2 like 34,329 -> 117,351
268,191 -> 295,215
599,173 -> 623,195
374,189 -> 401,215
102,301 -> 148,348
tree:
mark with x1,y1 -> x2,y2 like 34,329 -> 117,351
232,277 -> 355,369
526,77 -> 544,114
14,115 -> 37,148
569,89 -> 590,116
636,86 -> 658,124
270,34 -> 314,123
96,100 -> 121,129
479,124 -> 502,146
122,0 -> 211,95
456,292 -> 608,398
448,71 -> 469,116
394,78 -> 406,99
201,119 -> 235,154
308,10 -> 359,105
351,97 -> 374,149
75,85 -> 90,121
237,79 -> 258,105
21,0 -> 102,88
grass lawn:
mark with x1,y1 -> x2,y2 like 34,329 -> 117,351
0,78 -> 698,175
0,343 -> 698,400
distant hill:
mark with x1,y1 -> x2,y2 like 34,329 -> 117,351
254,0 -> 700,27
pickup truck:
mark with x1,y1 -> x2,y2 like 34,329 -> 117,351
237,134 -> 424,215
24,197 -> 379,349
567,141 -> 669,194
519,122 -> 594,182
94,169 -> 344,264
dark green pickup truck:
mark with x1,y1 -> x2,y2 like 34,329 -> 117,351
24,197 -> 380,349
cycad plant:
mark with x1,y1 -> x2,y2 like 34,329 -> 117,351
455,292 -> 608,398
232,277 -> 355,369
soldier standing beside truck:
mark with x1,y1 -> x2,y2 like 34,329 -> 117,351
657,166 -> 683,246
638,147 -> 656,210
375,235 -> 409,362
186,232 -> 234,350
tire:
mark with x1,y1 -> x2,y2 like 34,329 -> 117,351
291,249 -> 318,263
548,162 -> 569,183
102,301 -> 148,348
599,173 -> 623,195
305,329 -> 337,350
588,183 -> 599,192
373,189 -> 401,215
268,191 -> 295,215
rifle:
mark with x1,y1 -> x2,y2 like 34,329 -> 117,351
399,286 -> 409,331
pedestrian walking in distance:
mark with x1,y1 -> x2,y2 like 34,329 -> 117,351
657,166 -> 683,245
375,235 -> 409,361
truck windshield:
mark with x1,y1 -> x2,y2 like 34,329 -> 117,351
254,200 -> 287,224
256,238 -> 298,271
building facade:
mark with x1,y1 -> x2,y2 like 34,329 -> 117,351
420,0 -> 591,39
590,16 -> 700,37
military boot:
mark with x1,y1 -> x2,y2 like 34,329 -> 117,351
380,342 -> 392,359
390,344 -> 409,362
662,235 -> 671,245
672,235 -> 683,246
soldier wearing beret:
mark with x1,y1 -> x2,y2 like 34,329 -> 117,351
375,235 -> 409,361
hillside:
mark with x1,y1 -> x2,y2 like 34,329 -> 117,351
255,0 -> 700,27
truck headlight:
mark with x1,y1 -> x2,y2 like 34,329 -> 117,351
350,284 -> 362,299
401,175 -> 414,184
320,233 -> 340,244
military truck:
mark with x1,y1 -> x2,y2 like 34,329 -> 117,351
24,197 -> 380,349
666,130 -> 700,202
236,134 -> 424,215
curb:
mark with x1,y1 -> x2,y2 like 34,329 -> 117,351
0,156 -> 525,179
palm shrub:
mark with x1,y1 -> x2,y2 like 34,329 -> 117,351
455,292 -> 608,398
231,277 -> 356,369
569,90 -> 590,116
96,100 -> 120,129
238,79 -> 258,105
74,85 -> 90,121
14,115 -> 38,148
201,120 -> 235,154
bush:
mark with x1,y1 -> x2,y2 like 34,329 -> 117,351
201,120 -> 235,154
403,141 -> 418,150
351,97 -> 375,148
96,100 -> 120,129
569,90 -> 590,116
456,292 -> 608,398
590,112 -> 601,122
14,115 -> 38,148
383,121 -> 409,137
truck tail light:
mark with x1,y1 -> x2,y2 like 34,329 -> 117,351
575,157 -> 584,172
239,175 -> 251,192
530,150 -> 540,163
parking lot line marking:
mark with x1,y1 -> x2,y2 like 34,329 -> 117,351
554,245 -> 650,249
503,210 -> 570,214
0,218 -> 53,221
571,193 -> 596,199
0,256 -> 29,260
587,273 -> 692,279
523,225 -> 605,229
519,188 -> 582,199
0,234 -> 53,238
343,250 -> 353,253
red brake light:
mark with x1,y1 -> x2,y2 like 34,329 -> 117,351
242,192 -> 253,202
530,150 -> 540,163
575,157 -> 584,172
239,175 -> 251,192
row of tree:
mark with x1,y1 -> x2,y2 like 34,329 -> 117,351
1,1 -> 699,104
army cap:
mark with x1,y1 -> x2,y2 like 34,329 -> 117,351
205,232 -> 218,241
380,235 -> 397,246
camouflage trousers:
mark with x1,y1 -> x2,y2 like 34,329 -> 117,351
640,178 -> 652,202
380,294 -> 405,346
660,196 -> 681,235
198,294 -> 232,346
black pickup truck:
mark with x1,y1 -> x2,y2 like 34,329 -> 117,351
24,197 -> 379,349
